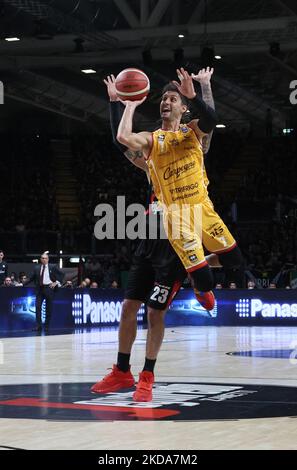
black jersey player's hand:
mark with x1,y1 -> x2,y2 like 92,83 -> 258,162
103,75 -> 118,102
172,67 -> 196,99
191,67 -> 214,85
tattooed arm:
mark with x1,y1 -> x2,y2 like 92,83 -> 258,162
192,67 -> 215,155
124,149 -> 150,181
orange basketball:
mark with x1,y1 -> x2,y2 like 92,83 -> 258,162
115,68 -> 150,101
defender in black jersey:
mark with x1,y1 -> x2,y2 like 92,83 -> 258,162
91,76 -> 189,402
125,185 -> 186,310
91,73 -> 222,402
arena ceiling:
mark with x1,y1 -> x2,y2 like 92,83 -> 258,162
1,0 -> 297,130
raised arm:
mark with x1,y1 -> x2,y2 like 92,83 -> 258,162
172,67 -> 217,140
104,75 -> 149,173
117,98 -> 151,154
192,67 -> 215,154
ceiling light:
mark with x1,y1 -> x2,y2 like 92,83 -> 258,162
81,69 -> 96,74
215,55 -> 222,59
216,124 -> 226,128
5,37 -> 20,42
178,34 -> 185,38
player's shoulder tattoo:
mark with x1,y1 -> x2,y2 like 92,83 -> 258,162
125,149 -> 144,161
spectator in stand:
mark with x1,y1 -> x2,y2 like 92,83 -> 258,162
215,283 -> 223,289
0,250 -> 8,286
90,282 -> 98,288
269,282 -> 277,289
111,280 -> 119,289
63,281 -> 73,289
1,277 -> 13,287
19,274 -> 28,285
229,282 -> 237,289
79,281 -> 87,288
85,258 -> 103,280
10,272 -> 21,286
247,280 -> 256,289
84,278 -> 91,287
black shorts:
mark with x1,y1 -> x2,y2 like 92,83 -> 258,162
125,238 -> 187,310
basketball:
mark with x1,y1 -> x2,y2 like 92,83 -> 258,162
115,68 -> 150,101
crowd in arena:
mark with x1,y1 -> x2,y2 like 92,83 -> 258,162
0,130 -> 296,289
1,134 -> 59,232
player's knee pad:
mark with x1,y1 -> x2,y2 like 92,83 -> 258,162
218,245 -> 243,269
190,264 -> 214,292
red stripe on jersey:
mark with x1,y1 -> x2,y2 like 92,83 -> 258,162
166,279 -> 183,307
187,259 -> 208,272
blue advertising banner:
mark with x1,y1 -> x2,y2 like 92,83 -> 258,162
0,288 -> 145,332
166,288 -> 297,326
0,288 -> 296,332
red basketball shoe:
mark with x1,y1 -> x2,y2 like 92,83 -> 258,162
91,365 -> 135,394
133,370 -> 154,402
194,289 -> 215,311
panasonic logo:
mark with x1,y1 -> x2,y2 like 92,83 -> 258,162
83,295 -> 122,324
236,298 -> 297,318
72,294 -> 122,324
251,299 -> 297,318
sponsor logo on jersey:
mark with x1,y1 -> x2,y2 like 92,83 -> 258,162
163,161 -> 195,181
189,254 -> 198,262
169,182 -> 199,194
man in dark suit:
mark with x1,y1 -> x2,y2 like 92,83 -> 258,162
26,253 -> 64,332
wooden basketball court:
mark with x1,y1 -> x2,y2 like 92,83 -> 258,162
1,325 -> 297,450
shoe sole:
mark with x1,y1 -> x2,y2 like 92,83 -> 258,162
133,394 -> 153,402
133,386 -> 153,402
91,383 -> 135,394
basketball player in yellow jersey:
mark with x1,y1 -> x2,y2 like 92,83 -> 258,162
117,67 -> 244,310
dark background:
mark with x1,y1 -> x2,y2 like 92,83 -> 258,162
0,0 -> 296,289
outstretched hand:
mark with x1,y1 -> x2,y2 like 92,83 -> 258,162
103,74 -> 118,101
191,67 -> 214,85
103,75 -> 147,107
172,67 -> 196,99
